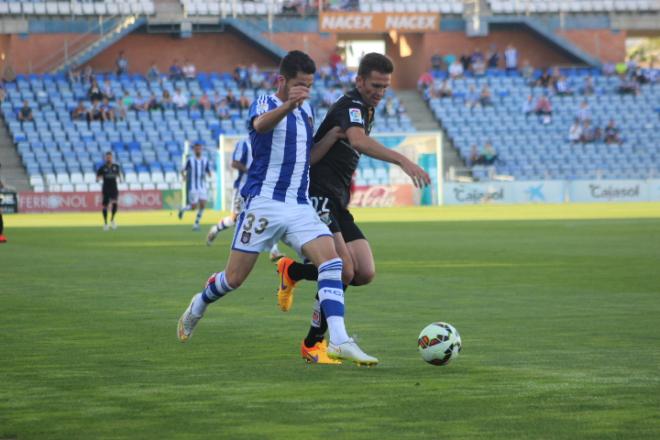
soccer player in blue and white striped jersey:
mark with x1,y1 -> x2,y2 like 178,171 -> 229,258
206,138 -> 284,261
178,142 -> 212,231
177,50 -> 378,365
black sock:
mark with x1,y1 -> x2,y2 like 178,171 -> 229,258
288,262 -> 318,282
102,208 -> 108,224
0,213 -> 4,234
111,203 -> 118,220
303,285 -> 348,348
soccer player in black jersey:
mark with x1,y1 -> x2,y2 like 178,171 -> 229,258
275,53 -> 431,364
96,151 -> 122,231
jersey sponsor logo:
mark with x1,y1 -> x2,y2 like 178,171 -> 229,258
349,108 -> 363,124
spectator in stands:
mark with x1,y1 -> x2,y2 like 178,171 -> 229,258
161,90 -> 173,109
131,92 -> 148,112
88,80 -> 104,102
469,145 -> 481,166
618,75 -> 640,95
87,100 -> 103,122
487,45 -> 500,69
580,120 -> 600,143
147,62 -> 160,82
554,75 -> 573,96
120,91 -> 133,110
443,53 -> 457,70
216,99 -> 230,120
460,53 -> 472,72
67,68 -> 81,84
465,85 -> 480,110
615,61 -> 628,76
234,65 -> 250,88
169,59 -> 183,81
183,59 -> 196,81
549,67 -> 562,89
431,52 -> 443,72
604,120 -> 622,145
522,94 -> 535,117
576,100 -> 591,122
537,68 -> 552,88
248,63 -> 265,88
582,75 -> 595,96
318,63 -> 333,86
225,90 -> 238,109
479,85 -> 493,107
569,118 -> 582,143
534,95 -> 553,124
101,97 -> 115,122
417,71 -> 434,93
115,97 -> 127,120
101,79 -> 114,100
603,62 -> 616,76
82,65 -> 94,84
329,47 -> 342,74
211,91 -> 223,110
521,60 -> 534,84
116,51 -> 129,75
172,87 -> 187,109
0,83 -> 5,103
147,94 -> 162,112
482,142 -> 498,165
504,44 -> 518,71
449,59 -> 464,79
188,94 -> 199,109
434,79 -> 452,99
383,96 -> 399,119
198,93 -> 212,112
238,91 -> 251,114
71,101 -> 87,121
18,100 -> 33,122
471,48 -> 486,76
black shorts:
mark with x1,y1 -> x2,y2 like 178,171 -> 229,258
102,188 -> 118,206
310,195 -> 365,243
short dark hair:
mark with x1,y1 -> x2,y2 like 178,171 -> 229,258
279,50 -> 316,80
358,53 -> 394,78
105,151 -> 112,156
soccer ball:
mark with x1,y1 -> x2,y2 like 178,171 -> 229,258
417,322 -> 462,366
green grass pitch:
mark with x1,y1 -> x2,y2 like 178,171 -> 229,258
1,206 -> 659,439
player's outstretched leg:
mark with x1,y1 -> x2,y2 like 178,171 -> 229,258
178,272 -> 234,342
110,202 -> 118,230
315,258 -> 378,366
178,204 -> 191,220
207,215 -> 236,245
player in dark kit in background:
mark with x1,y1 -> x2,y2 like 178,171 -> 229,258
274,53 -> 431,363
96,151 -> 123,231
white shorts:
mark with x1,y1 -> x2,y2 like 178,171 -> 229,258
188,188 -> 208,205
231,188 -> 245,215
231,196 -> 332,255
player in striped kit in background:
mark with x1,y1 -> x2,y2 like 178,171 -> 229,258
178,142 -> 212,231
206,137 -> 284,261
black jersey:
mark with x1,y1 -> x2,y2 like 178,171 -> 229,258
310,88 -> 375,207
96,163 -> 121,193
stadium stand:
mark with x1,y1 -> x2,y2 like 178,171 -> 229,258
488,0 -> 660,13
1,71 -> 412,192
425,68 -> 660,181
0,0 -> 155,16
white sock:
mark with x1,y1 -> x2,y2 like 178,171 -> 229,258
317,258 -> 349,345
191,293 -> 207,316
218,215 -> 234,231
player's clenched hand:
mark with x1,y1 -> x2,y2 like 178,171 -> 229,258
401,159 -> 431,188
285,86 -> 310,110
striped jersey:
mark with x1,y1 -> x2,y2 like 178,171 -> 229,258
242,94 -> 314,205
185,155 -> 211,191
232,138 -> 253,190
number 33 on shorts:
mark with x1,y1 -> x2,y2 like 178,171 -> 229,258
240,213 -> 269,244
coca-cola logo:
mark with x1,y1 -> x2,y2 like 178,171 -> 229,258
350,185 -> 413,208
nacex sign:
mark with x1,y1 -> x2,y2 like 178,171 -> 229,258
319,12 -> 440,33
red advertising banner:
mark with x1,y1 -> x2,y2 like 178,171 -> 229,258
349,185 -> 415,208
18,190 -> 163,213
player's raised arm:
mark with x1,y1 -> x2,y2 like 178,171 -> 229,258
311,127 -> 346,165
346,127 -> 430,188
